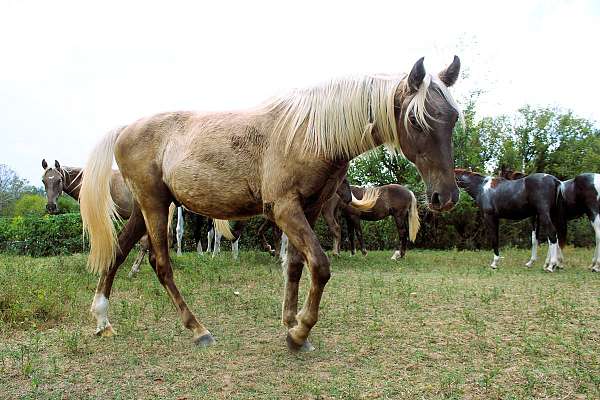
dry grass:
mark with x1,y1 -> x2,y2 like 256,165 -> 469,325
0,247 -> 599,399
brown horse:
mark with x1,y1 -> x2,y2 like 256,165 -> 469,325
80,57 -> 462,351
41,159 -> 151,275
336,183 -> 420,260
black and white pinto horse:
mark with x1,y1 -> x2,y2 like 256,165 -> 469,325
501,169 -> 600,272
455,169 -> 566,271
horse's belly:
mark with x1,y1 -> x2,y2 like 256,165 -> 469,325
164,157 -> 262,220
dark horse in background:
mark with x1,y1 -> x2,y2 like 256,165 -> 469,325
500,167 -> 600,272
455,169 -> 566,271
337,182 -> 420,260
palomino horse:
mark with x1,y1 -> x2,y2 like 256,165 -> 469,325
500,167 -> 600,272
455,169 -> 566,271
338,182 -> 420,260
41,159 -> 151,276
80,57 -> 462,351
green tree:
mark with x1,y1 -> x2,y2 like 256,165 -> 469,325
13,194 -> 47,217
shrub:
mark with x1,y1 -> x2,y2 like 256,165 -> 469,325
13,194 -> 46,217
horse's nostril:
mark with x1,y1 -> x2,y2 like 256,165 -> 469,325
431,192 -> 441,206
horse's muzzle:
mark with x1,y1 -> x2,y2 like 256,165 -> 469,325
428,189 -> 459,212
46,203 -> 58,214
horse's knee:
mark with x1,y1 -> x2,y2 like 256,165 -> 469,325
310,253 -> 330,286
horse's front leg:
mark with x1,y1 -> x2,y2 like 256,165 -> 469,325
540,212 -> 560,272
484,214 -> 500,269
274,198 -> 329,352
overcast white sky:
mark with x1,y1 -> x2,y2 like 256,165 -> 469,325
1,0 -> 599,185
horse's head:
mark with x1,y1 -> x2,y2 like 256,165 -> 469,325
394,56 -> 461,212
336,176 -> 353,204
41,159 -> 64,214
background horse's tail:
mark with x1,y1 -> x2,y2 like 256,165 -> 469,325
80,127 -> 125,274
351,188 -> 379,211
408,190 -> 421,242
556,181 -> 567,248
214,219 -> 235,240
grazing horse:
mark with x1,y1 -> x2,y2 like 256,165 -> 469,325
455,169 -> 565,271
500,168 -> 600,272
338,182 -> 420,260
80,57 -> 462,351
41,159 -> 151,275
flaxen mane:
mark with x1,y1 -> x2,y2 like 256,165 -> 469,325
267,73 -> 461,159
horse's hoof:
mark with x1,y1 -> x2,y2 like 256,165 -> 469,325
525,261 -> 533,268
544,265 -> 555,273
591,264 -> 600,272
286,333 -> 314,352
194,333 -> 216,348
95,323 -> 115,337
361,251 -> 368,256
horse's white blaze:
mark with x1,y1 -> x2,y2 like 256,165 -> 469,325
232,238 -> 239,260
525,230 -> 538,267
91,293 -> 110,332
490,254 -> 500,269
391,250 -> 402,260
176,207 -> 184,256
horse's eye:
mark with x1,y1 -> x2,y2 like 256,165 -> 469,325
408,114 -> 422,131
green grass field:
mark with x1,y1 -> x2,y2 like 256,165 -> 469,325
1,247 -> 599,399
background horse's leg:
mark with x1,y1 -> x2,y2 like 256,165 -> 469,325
207,220 -> 214,253
590,213 -> 600,271
539,211 -> 560,272
212,229 -> 222,258
128,235 -> 149,278
193,215 -> 204,255
391,212 -> 407,260
274,198 -> 330,352
322,199 -> 341,256
525,216 -> 538,268
91,204 -> 146,336
232,237 -> 240,260
279,232 -> 288,262
142,200 -> 213,346
484,214 -> 501,268
345,213 -> 356,256
257,219 -> 275,256
176,207 -> 184,256
353,215 -> 367,256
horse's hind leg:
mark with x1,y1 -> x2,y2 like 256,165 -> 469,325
391,212 -> 407,260
128,235 -> 149,278
141,198 -> 213,346
484,214 -> 501,269
91,204 -> 146,336
590,212 -> 600,272
352,215 -> 367,256
539,211 -> 560,272
525,216 -> 538,268
274,198 -> 330,352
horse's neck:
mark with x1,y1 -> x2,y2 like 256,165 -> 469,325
62,167 -> 83,200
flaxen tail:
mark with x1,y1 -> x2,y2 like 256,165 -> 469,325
408,190 -> 420,242
213,219 -> 235,240
80,127 -> 125,275
351,188 -> 379,211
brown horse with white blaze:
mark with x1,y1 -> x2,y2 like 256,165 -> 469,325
80,56 -> 462,351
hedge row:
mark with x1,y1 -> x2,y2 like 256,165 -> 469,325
1,197 -> 596,257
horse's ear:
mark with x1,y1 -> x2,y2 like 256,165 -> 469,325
408,57 -> 426,93
54,160 -> 61,169
438,55 -> 460,87
42,159 -> 48,170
